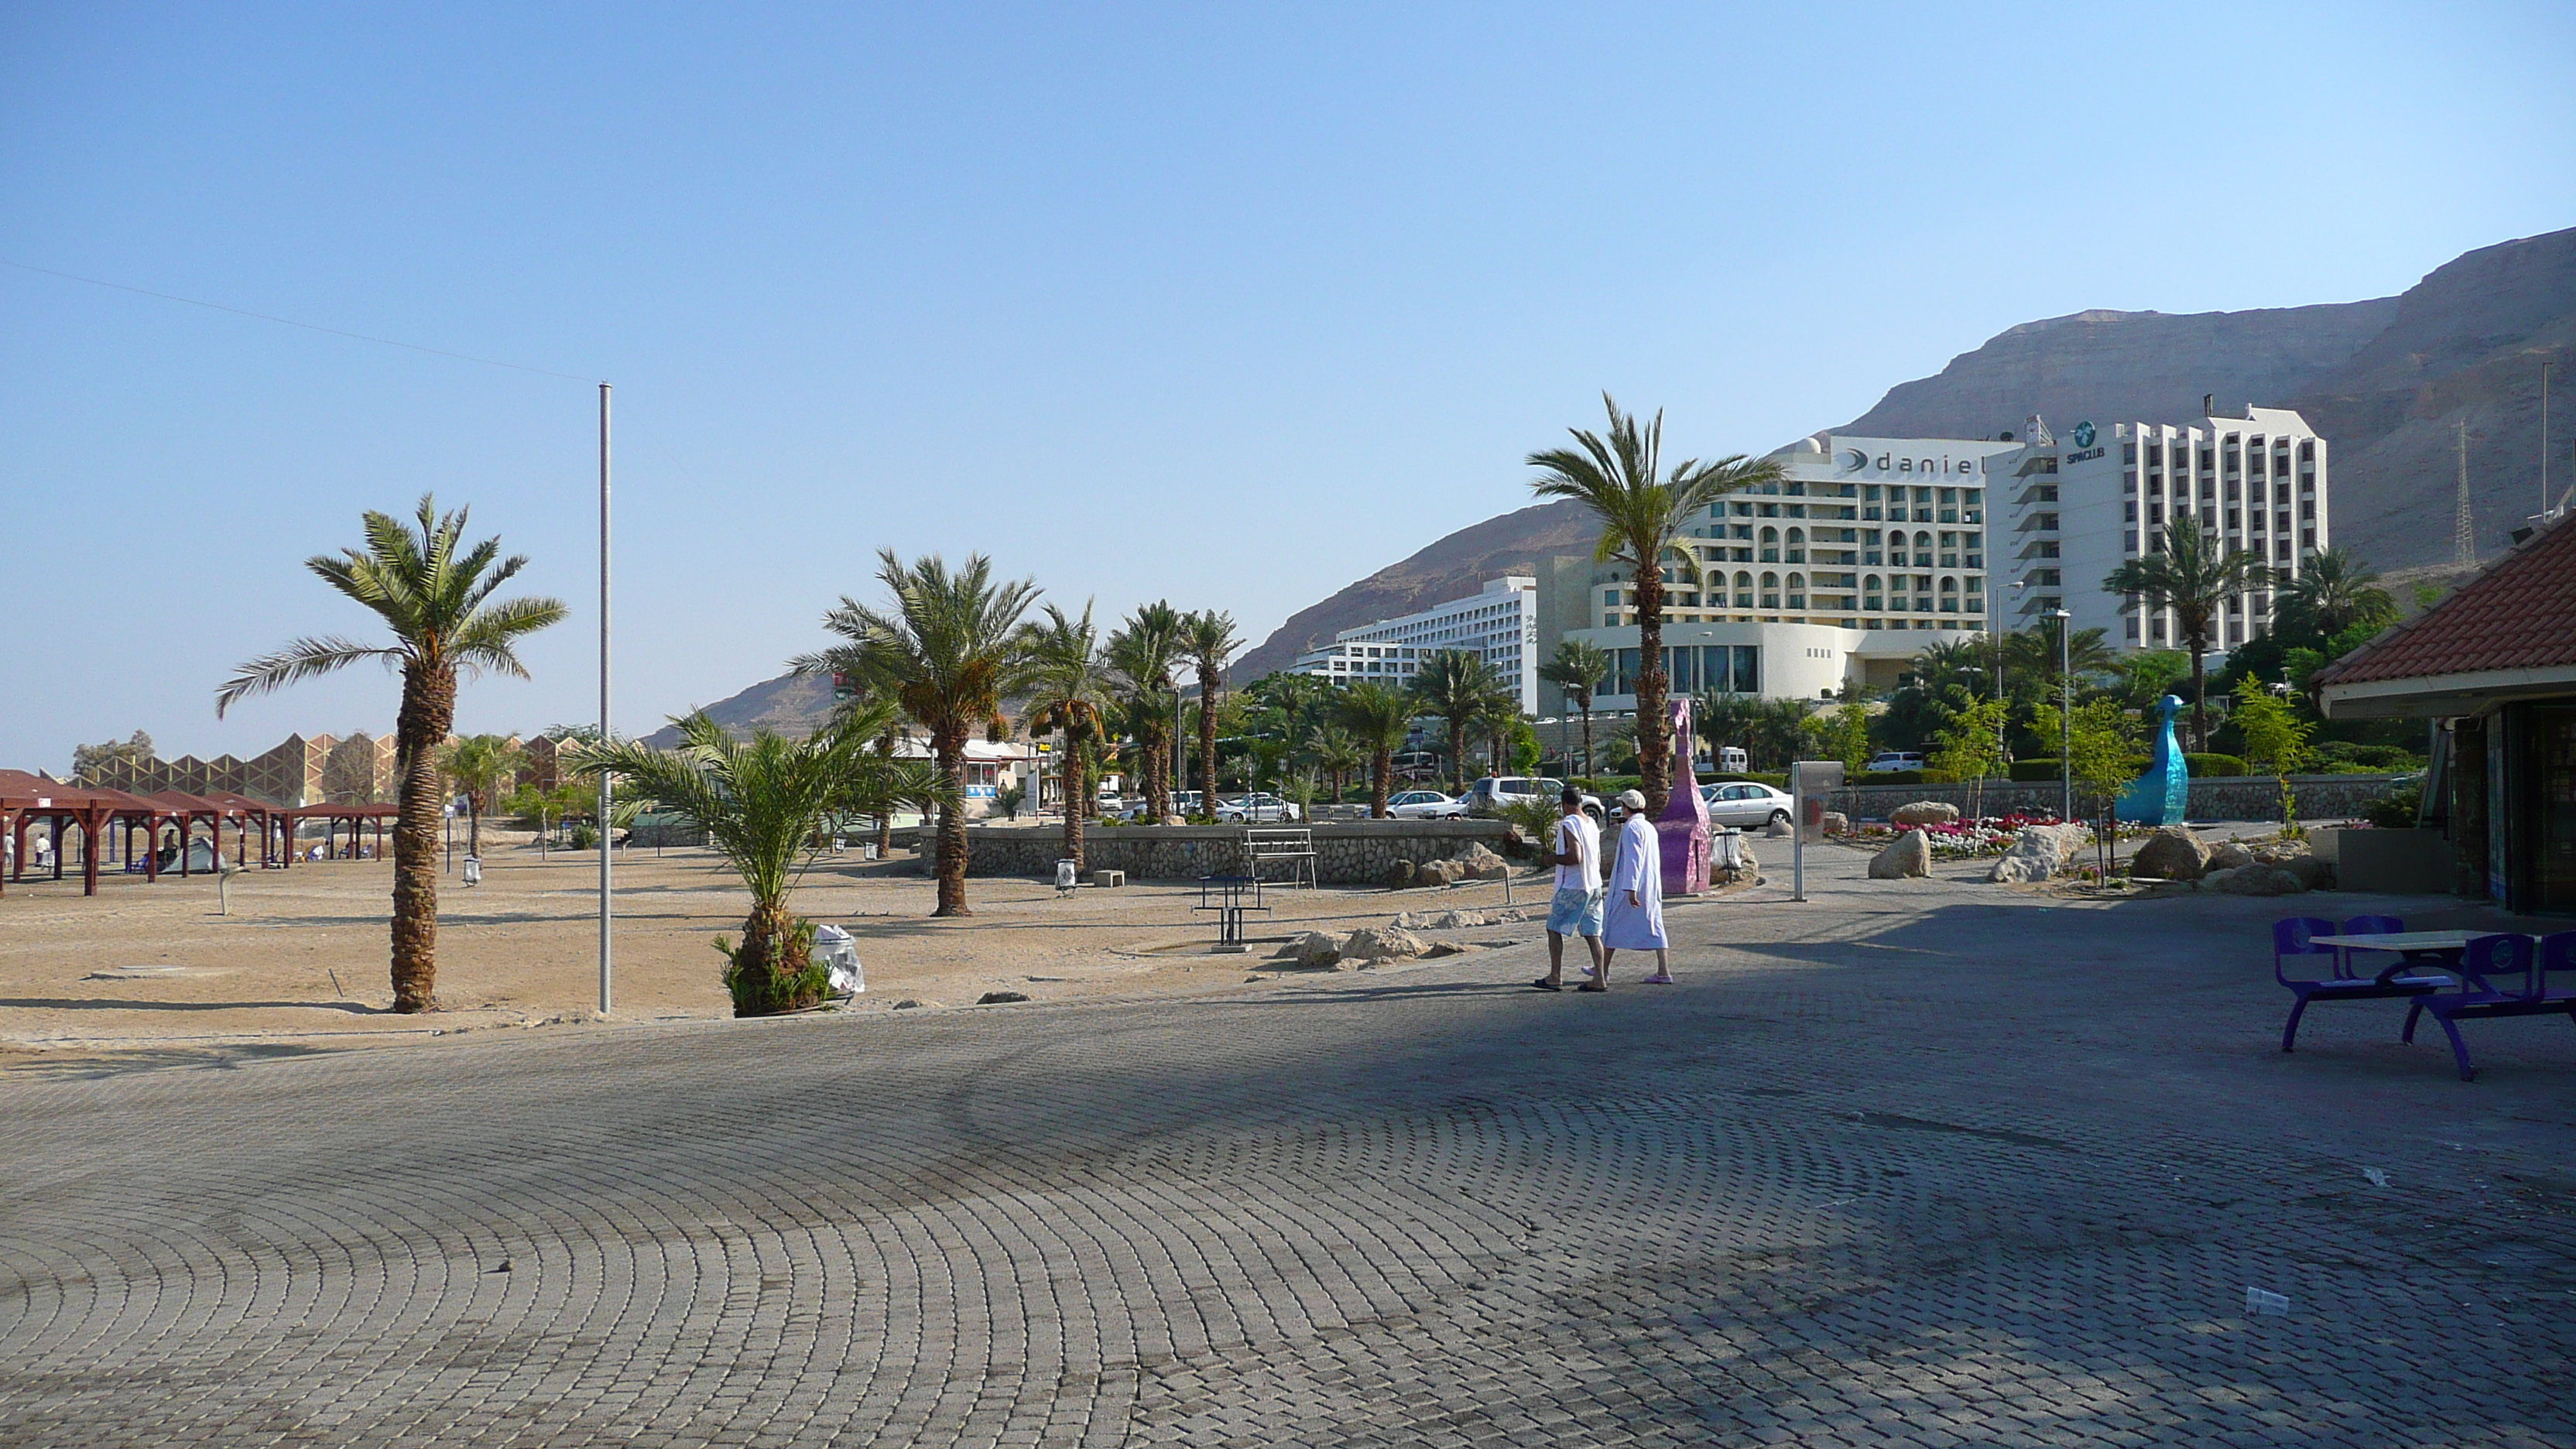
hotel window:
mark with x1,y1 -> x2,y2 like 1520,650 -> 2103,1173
1939,532 -> 1958,568
1937,578 -> 1958,612
1759,572 -> 1780,609
2199,448 -> 2215,471
1786,527 -> 1806,564
2301,529 -> 2315,550
1786,573 -> 1807,609
2146,443 -> 2163,465
1734,571 -> 1754,608
2125,617 -> 2140,639
1759,526 -> 1780,562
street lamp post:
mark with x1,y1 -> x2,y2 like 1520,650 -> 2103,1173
2047,608 -> 2073,821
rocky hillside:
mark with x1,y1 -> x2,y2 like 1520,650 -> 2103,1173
1233,499 -> 1602,678
639,670 -> 837,748
1841,300 -> 2398,442
1239,225 -> 2575,677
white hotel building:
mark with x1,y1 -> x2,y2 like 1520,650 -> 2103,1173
1535,433 -> 2014,708
1291,577 -> 1542,714
1990,403 -> 2328,650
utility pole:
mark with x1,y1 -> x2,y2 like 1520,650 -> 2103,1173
2542,359 -> 2553,520
2454,418 -> 2475,567
598,382 -> 613,1018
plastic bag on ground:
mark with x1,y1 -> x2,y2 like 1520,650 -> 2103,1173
812,923 -> 863,995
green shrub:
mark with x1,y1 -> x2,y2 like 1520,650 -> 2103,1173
1701,772 -> 1790,788
2362,793 -> 2421,830
2311,742 -> 2424,773
567,822 -> 600,850
2183,753 -> 2247,777
2008,759 -> 2059,782
716,916 -> 829,1016
1861,769 -> 1927,786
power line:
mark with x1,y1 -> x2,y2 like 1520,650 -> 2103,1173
0,256 -> 598,384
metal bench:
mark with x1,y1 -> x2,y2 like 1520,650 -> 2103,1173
1194,875 -> 1270,951
1240,827 -> 1317,889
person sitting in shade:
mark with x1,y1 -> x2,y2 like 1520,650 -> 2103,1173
1598,788 -> 1673,988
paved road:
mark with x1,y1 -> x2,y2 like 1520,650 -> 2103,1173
5,850 -> 2573,1447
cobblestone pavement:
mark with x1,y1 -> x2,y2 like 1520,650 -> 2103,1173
5,850 -> 2572,1446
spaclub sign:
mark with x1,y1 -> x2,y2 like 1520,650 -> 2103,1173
2062,420 -> 2105,464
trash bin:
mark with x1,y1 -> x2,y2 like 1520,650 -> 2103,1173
812,924 -> 862,995
461,855 -> 483,886
1055,859 -> 1078,891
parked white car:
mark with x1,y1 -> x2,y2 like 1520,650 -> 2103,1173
1217,793 -> 1303,823
1386,790 -> 1466,820
1865,752 -> 1927,774
1461,776 -> 1567,816
1699,781 -> 1793,828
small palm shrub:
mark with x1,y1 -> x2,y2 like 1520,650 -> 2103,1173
717,916 -> 828,1016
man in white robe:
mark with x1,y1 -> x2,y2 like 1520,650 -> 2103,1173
1600,789 -> 1672,986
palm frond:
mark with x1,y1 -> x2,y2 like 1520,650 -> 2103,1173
216,638 -> 402,716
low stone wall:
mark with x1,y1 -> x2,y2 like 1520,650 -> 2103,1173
889,820 -> 1526,884
1828,772 -> 2417,823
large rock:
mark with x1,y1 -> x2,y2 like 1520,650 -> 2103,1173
1414,858 -> 1468,888
1288,930 -> 1345,969
1384,859 -> 1416,889
1452,843 -> 1510,882
2208,841 -> 2256,871
2128,827 -> 2211,882
1988,823 -> 2091,884
2274,855 -> 2335,891
1891,800 -> 1961,828
1395,907 -> 1488,931
1819,811 -> 1850,837
1339,926 -> 1429,964
1869,830 -> 1932,879
2204,864 -> 2307,896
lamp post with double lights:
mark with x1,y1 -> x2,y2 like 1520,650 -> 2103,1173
2047,608 -> 2074,821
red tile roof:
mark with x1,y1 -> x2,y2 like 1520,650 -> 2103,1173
2317,512 -> 2576,685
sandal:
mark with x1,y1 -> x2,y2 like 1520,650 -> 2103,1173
1530,978 -> 1562,992
1576,982 -> 1607,993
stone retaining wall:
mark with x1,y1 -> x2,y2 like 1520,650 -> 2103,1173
889,820 -> 1526,884
1828,772 -> 2417,823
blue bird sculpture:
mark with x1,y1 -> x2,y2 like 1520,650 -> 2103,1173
2115,694 -> 2190,826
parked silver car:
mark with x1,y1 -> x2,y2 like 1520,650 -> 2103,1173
1699,781 -> 1793,827
1217,793 -> 1303,823
1461,776 -> 1567,817
1386,790 -> 1466,820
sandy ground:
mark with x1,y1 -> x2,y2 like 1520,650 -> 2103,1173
0,830 -> 1553,1067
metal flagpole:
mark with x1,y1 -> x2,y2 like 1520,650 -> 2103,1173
598,382 -> 613,1016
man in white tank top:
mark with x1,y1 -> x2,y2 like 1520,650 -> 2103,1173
1534,786 -> 1603,991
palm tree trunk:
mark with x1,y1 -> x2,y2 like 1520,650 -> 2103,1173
1635,564 -> 1670,811
733,896 -> 812,1016
389,666 -> 455,1012
1197,671 -> 1219,816
1580,702 -> 1594,782
1062,738 -> 1087,872
466,796 -> 481,858
1449,720 -> 1468,794
1372,748 -> 1392,817
933,727 -> 971,916
2187,628 -> 2209,752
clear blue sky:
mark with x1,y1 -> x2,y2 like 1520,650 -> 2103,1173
5,2 -> 2570,772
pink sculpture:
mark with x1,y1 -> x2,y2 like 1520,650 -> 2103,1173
1657,695 -> 1711,896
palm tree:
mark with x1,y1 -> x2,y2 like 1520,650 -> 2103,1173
437,733 -> 524,861
583,707 -> 950,1016
1530,394 -> 1783,811
1538,639 -> 1609,779
1333,683 -> 1413,817
1311,722 -> 1362,805
1106,601 -> 1184,819
1408,650 -> 1499,793
2002,625 -> 2116,692
1696,690 -> 1762,771
1911,638 -> 1987,696
1480,692 -> 1523,778
218,497 -> 567,1012
1181,611 -> 1242,810
2286,546 -> 2396,637
2103,526 -> 2271,751
1026,602 -> 1113,870
800,550 -> 1040,916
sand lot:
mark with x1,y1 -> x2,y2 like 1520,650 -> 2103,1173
0,832 -> 1546,1065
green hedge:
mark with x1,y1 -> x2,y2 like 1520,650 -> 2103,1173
2184,752 -> 2247,777
1856,769 -> 1928,786
2008,759 -> 2061,782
